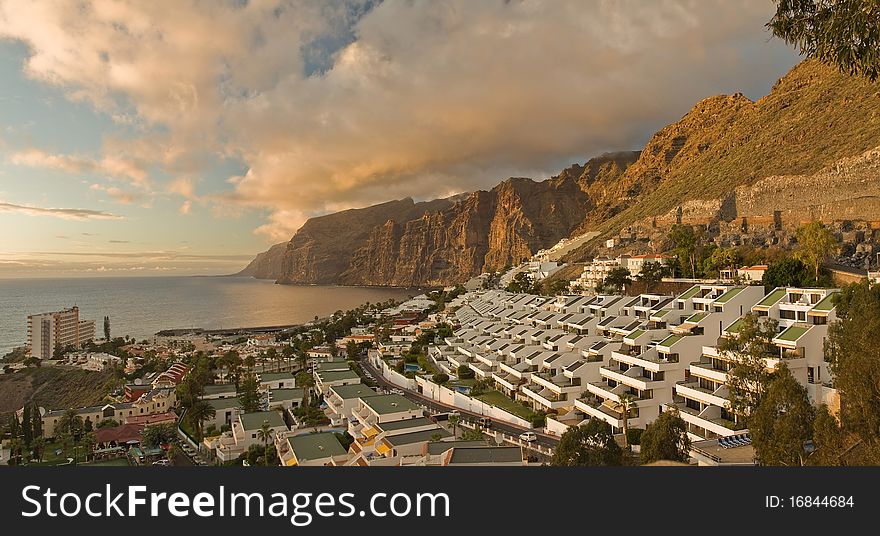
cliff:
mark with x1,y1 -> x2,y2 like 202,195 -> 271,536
241,59 -> 880,285
565,59 -> 880,260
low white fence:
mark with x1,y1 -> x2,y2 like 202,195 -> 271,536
415,376 -> 533,429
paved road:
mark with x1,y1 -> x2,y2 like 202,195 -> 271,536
359,358 -> 559,452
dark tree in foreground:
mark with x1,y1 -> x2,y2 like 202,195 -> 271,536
825,281 -> 880,461
640,409 -> 691,464
750,364 -> 815,466
768,0 -> 880,81
550,418 -> 623,466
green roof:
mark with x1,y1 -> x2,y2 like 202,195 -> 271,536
314,360 -> 352,373
658,334 -> 683,347
316,369 -> 361,382
288,432 -> 346,461
207,398 -> 241,411
269,388 -> 305,401
375,417 -> 434,432
362,394 -> 420,415
652,309 -> 671,318
203,384 -> 237,396
625,329 -> 646,340
725,318 -> 745,334
678,285 -> 702,300
329,384 -> 379,400
685,312 -> 708,323
775,325 -> 810,343
756,288 -> 786,308
811,292 -> 838,312
385,427 -> 452,446
259,372 -> 296,383
239,411 -> 286,431
448,446 -> 524,464
714,287 -> 744,304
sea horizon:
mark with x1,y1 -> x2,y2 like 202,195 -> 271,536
0,275 -> 417,356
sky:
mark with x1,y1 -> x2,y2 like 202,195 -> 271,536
0,0 -> 801,278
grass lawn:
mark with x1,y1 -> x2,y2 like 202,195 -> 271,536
476,390 -> 537,421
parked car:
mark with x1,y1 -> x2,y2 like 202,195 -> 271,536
519,432 -> 537,442
152,459 -> 170,466
479,417 -> 493,428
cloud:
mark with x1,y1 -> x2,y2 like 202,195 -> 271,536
0,0 -> 800,239
0,201 -> 122,220
9,148 -> 149,186
89,183 -> 143,204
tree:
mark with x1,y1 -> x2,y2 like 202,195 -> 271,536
825,280 -> 880,457
640,409 -> 691,464
505,271 -> 536,294
602,267 -> 632,293
432,372 -> 450,384
762,257 -> 813,290
30,405 -> 43,443
257,420 -> 273,466
809,405 -> 846,466
636,261 -> 668,292
794,221 -> 837,284
103,315 -> 111,341
142,423 -> 178,448
448,414 -> 460,438
238,372 -> 262,413
457,365 -> 475,380
550,418 -> 623,466
669,224 -> 703,278
460,428 -> 486,441
720,313 -> 779,422
750,364 -> 816,466
768,0 -> 880,81
617,392 -> 638,451
346,340 -> 359,361
187,400 -> 216,441
21,405 -> 32,448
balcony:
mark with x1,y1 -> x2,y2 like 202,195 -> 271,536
575,394 -> 640,429
666,402 -> 744,438
676,381 -> 728,408
689,356 -> 730,384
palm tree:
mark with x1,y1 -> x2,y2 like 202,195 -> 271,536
448,414 -> 460,439
617,392 -> 638,453
257,420 -> 273,466
187,400 -> 216,441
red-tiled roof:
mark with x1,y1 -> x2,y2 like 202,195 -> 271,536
95,424 -> 144,444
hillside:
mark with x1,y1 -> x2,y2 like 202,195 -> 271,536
0,367 -> 117,417
565,59 -> 880,259
243,151 -> 639,287
240,59 -> 880,286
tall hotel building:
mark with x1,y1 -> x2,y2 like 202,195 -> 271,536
27,306 -> 96,359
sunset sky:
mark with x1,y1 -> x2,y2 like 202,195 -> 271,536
0,0 -> 800,277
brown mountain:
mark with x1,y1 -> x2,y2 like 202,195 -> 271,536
239,151 -> 638,286
565,59 -> 880,259
241,59 -> 880,286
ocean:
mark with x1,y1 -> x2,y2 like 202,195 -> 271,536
0,276 -> 418,355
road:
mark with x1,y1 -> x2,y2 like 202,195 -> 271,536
359,358 -> 559,453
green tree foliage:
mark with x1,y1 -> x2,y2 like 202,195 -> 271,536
238,372 -> 262,413
103,316 -> 111,341
636,261 -> 669,292
550,418 -> 623,466
457,365 -> 475,380
669,224 -> 705,278
187,400 -> 217,440
750,364 -> 816,466
768,0 -> 880,81
794,221 -> 838,284
602,266 -> 632,293
432,372 -> 450,384
809,404 -> 846,465
825,280 -> 880,458
142,423 -> 178,448
639,409 -> 691,464
720,313 -> 779,421
762,257 -> 814,289
505,271 -> 537,294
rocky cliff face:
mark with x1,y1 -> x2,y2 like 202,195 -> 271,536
240,151 -> 638,287
242,59 -> 880,286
